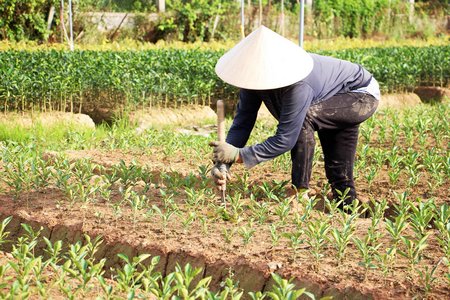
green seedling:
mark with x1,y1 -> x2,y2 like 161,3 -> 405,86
398,234 -> 429,274
198,216 -> 209,235
0,216 -> 12,246
331,214 -> 357,265
173,263 -> 212,298
353,235 -> 382,282
385,215 -> 409,247
235,172 -> 251,195
181,211 -> 197,233
392,191 -> 411,216
127,190 -> 148,232
266,273 -> 315,300
152,205 -> 177,239
283,228 -> 305,262
248,291 -> 266,300
216,276 -> 243,300
229,193 -> 244,223
388,168 -> 401,185
269,224 -> 282,252
250,195 -> 269,224
238,225 -> 256,246
97,275 -> 115,300
305,217 -> 330,272
274,198 -> 291,224
115,159 -> 143,189
434,204 -> 450,259
185,187 -> 206,208
222,228 -> 236,245
151,271 -> 177,299
365,166 -> 378,190
409,199 -> 435,239
418,258 -> 445,296
376,247 -> 397,282
43,237 -> 63,268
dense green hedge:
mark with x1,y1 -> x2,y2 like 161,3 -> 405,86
0,45 -> 448,111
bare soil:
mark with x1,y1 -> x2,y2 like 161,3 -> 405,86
0,149 -> 449,299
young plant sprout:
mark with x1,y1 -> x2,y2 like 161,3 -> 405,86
250,194 -> 270,224
127,191 -> 148,232
181,211 -> 197,233
376,246 -> 397,283
398,234 -> 429,274
274,198 -> 292,225
331,213 -> 357,265
269,224 -> 281,250
238,225 -> 256,246
305,217 -> 330,272
409,199 -> 435,239
283,228 -> 305,262
434,204 -> 450,260
353,235 -> 382,282
222,228 -> 236,245
417,258 -> 445,297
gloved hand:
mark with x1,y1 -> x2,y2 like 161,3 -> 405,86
211,163 -> 231,191
209,141 -> 239,164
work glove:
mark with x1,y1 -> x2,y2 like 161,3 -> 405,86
209,141 -> 239,164
211,163 -> 231,191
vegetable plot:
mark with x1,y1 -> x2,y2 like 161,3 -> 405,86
0,104 -> 449,298
0,46 -> 448,111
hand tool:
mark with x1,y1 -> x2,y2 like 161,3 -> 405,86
216,100 -> 227,207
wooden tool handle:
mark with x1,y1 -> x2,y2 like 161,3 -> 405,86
217,100 -> 226,143
216,100 -> 227,199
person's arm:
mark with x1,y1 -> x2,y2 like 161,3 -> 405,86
226,89 -> 262,148
239,82 -> 315,168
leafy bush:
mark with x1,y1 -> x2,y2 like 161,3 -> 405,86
156,0 -> 238,42
0,0 -> 57,41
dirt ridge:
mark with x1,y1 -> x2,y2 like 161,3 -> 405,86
0,205 -> 381,300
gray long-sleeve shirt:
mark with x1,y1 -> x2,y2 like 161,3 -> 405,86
226,53 -> 373,168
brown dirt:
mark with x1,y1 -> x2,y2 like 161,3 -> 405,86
413,87 -> 450,103
82,91 -> 448,125
378,93 -> 422,109
0,149 -> 449,299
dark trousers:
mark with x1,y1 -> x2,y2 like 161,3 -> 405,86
291,92 -> 378,201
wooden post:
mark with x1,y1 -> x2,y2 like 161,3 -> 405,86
259,0 -> 262,26
241,0 -> 245,38
156,0 -> 165,12
299,0 -> 305,47
409,0 -> 415,24
280,0 -> 285,35
68,0 -> 74,51
47,6 -> 55,30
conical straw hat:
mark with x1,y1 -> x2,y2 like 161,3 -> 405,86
215,25 -> 313,90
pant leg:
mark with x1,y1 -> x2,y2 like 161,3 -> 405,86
318,126 -> 359,202
295,92 -> 378,199
291,116 -> 315,189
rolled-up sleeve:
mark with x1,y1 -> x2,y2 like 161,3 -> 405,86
239,83 -> 315,168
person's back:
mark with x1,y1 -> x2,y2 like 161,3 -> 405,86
304,53 -> 373,104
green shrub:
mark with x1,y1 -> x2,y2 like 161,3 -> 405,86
0,0 -> 57,41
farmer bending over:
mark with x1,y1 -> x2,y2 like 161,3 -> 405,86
210,26 -> 380,208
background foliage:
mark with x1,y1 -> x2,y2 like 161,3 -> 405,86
0,0 -> 447,42
0,0 -> 57,41
0,45 -> 448,112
